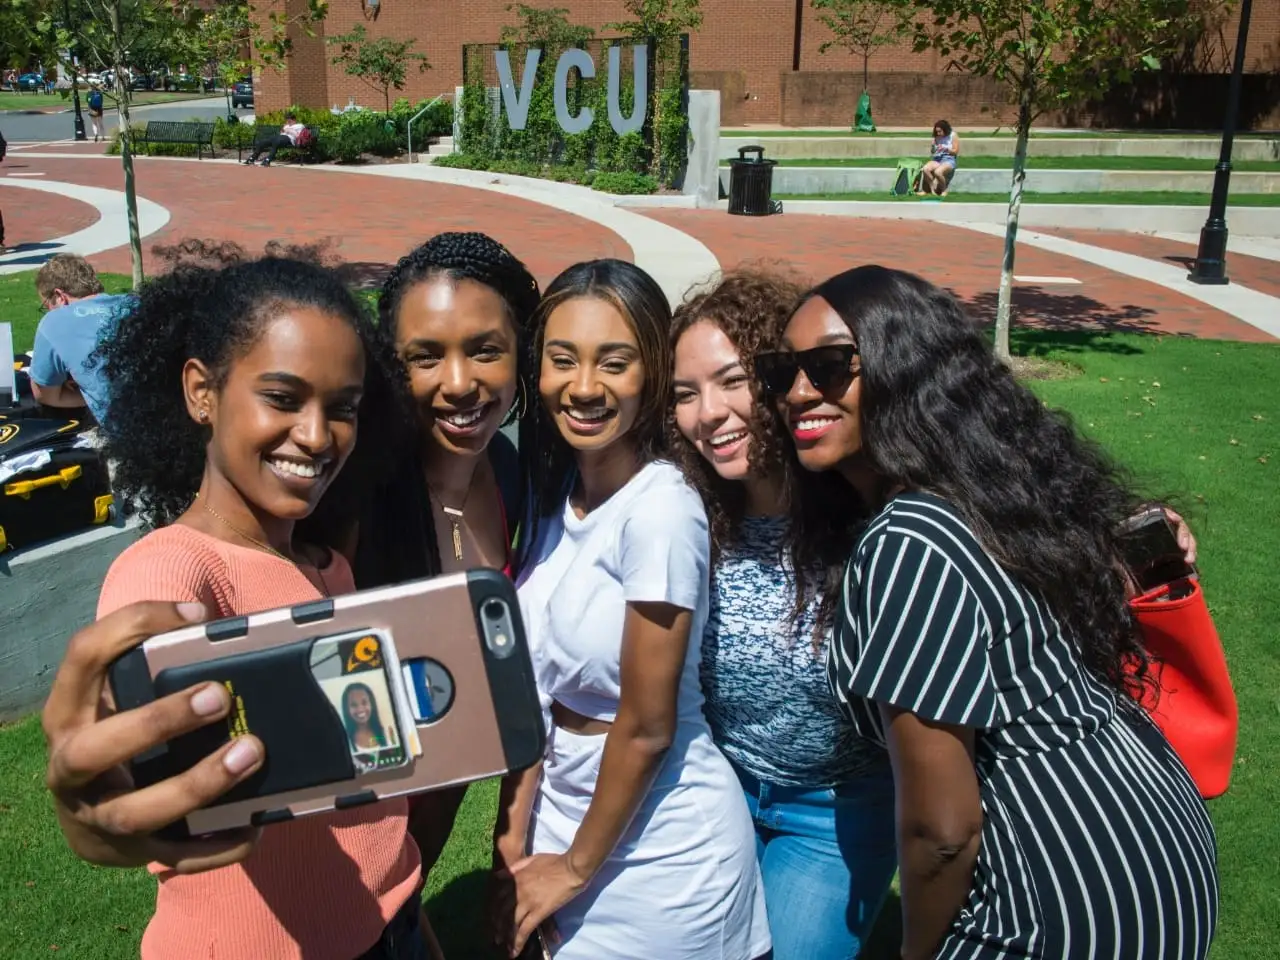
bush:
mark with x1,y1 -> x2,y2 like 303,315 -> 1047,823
591,171 -> 658,195
388,96 -> 454,140
432,152 -> 490,170
213,117 -> 255,151
488,158 -> 543,177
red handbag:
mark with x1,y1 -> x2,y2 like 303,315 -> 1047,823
1129,578 -> 1238,799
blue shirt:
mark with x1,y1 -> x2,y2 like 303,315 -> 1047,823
29,293 -> 132,426
701,515 -> 887,788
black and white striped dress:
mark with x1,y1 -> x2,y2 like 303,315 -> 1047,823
829,493 -> 1219,959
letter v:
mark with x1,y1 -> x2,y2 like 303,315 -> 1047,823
495,48 -> 541,131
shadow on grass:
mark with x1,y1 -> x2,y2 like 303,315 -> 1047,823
953,287 -> 1177,344
427,869 -> 501,960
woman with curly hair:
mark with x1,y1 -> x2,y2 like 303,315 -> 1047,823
760,264 -> 1219,959
668,268 -> 897,960
42,255 -> 435,959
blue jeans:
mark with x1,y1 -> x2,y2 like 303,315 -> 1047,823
735,762 -> 897,960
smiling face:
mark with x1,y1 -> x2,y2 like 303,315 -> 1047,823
345,686 -> 373,727
393,276 -> 519,457
187,305 -> 364,520
539,296 -> 645,454
778,295 -> 863,474
672,320 -> 758,481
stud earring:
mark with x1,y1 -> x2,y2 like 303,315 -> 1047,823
197,409 -> 208,422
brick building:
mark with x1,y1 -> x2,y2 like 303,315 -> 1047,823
258,0 -> 1280,128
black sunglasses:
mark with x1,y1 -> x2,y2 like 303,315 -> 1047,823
754,344 -> 859,396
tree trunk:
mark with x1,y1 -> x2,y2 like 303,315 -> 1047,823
994,95 -> 1031,362
104,0 -> 142,288
863,52 -> 869,94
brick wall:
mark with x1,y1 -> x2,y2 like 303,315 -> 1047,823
256,0 -> 1280,126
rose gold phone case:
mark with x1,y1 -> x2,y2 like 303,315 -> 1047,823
109,568 -> 543,837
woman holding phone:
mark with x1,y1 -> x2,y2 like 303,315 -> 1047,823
760,264 -> 1219,959
42,255 -> 436,959
668,269 -> 896,960
494,260 -> 770,959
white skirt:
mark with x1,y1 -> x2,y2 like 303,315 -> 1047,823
531,724 -> 772,960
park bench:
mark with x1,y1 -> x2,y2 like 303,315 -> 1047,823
239,123 -> 321,164
139,121 -> 215,159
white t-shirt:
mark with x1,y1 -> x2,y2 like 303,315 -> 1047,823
517,461 -> 710,728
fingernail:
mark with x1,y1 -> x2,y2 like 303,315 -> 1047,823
191,684 -> 227,716
223,738 -> 261,774
177,602 -> 209,622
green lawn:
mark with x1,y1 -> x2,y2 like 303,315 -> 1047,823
1,301 -> 1277,954
0,90 -> 213,111
769,156 -> 1280,172
777,190 -> 1280,206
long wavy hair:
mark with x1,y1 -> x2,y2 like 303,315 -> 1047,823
668,268 -> 862,639
514,259 -> 673,573
797,265 -> 1151,697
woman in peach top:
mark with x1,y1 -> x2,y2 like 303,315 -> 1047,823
41,254 -> 435,959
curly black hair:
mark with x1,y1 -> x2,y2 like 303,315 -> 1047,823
668,267 -> 865,640
514,259 -> 673,574
349,232 -> 541,588
799,265 -> 1151,697
96,253 -> 408,535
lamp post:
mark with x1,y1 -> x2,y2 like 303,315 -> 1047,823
1188,0 -> 1252,285
63,0 -> 87,141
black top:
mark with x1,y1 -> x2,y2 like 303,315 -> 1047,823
830,492 -> 1219,959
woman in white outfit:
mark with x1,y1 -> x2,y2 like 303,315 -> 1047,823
493,259 -> 771,960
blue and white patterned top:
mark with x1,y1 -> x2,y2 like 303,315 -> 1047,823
701,515 -> 887,788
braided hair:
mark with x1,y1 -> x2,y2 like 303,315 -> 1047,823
349,232 -> 541,588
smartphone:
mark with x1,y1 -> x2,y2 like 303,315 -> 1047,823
108,568 -> 544,839
1117,507 -> 1197,592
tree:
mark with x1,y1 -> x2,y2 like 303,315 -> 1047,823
33,0 -> 327,288
500,3 -> 594,50
195,0 -> 253,119
812,0 -> 908,94
604,0 -> 702,180
327,24 -> 429,115
905,0 -> 1200,360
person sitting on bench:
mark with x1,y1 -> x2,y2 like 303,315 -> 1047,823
919,119 -> 960,197
244,112 -> 306,167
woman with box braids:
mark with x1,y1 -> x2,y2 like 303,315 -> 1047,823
300,231 -> 540,927
305,231 -> 539,589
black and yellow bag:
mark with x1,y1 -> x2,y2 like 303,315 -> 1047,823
0,414 -> 114,552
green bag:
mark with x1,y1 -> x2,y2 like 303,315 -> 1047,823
854,90 -> 876,133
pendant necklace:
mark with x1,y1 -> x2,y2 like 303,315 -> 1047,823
430,476 -> 474,563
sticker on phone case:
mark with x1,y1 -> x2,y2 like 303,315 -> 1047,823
401,657 -> 455,723
310,630 -> 412,774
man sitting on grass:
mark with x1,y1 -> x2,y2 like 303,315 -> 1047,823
29,255 -> 132,427
243,112 -> 307,167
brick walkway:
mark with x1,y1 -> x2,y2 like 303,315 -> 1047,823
6,155 -> 1276,343
12,158 -> 633,289
0,178 -> 100,245
645,210 -> 1276,343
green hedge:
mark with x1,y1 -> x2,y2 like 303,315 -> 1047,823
432,151 -> 656,195
458,38 -> 687,188
108,98 -> 454,164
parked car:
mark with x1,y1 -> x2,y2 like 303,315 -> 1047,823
231,77 -> 253,108
17,73 -> 42,91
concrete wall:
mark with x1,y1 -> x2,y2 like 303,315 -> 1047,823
719,136 -> 1280,163
683,90 -> 721,207
720,166 -> 1280,196
1,520 -> 142,721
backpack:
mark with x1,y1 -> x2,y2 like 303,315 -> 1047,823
88,90 -> 103,111
294,126 -> 315,149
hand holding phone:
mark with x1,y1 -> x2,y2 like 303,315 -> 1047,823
42,601 -> 265,874
1118,506 -> 1198,594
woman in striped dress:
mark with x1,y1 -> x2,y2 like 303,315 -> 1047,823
754,264 -> 1219,959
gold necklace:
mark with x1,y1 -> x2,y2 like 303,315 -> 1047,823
428,475 -> 474,563
194,493 -> 328,595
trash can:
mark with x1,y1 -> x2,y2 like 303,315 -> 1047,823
727,145 -> 778,216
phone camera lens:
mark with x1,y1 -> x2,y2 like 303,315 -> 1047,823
483,600 -> 506,622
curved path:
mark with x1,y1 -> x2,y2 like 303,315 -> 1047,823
0,175 -> 170,275
5,151 -> 1276,343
